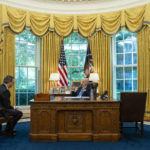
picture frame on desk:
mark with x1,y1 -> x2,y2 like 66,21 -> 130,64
49,87 -> 59,94
59,87 -> 65,94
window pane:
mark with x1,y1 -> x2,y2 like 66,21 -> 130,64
116,67 -> 123,79
117,54 -> 123,65
16,93 -> 19,106
116,80 -> 123,92
72,56 -> 79,66
28,68 -> 36,80
20,67 -> 27,80
27,43 -> 36,52
15,54 -> 20,65
79,55 -> 86,67
133,67 -> 137,79
15,80 -> 19,92
116,42 -> 123,53
27,55 -> 35,66
19,93 -> 27,106
28,80 -> 36,92
64,44 -> 71,51
124,42 -> 132,52
125,80 -> 132,91
19,53 -> 27,65
133,53 -> 137,64
80,49 -> 87,55
133,80 -> 137,91
125,53 -> 132,65
125,67 -> 132,79
20,43 -> 27,52
67,68 -> 72,85
15,67 -> 19,80
72,44 -> 79,51
66,55 -> 72,66
80,44 -> 87,51
116,93 -> 120,100
19,79 -> 27,92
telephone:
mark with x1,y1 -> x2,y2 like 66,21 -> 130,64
100,90 -> 108,100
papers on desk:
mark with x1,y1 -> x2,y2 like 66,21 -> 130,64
64,96 -> 90,100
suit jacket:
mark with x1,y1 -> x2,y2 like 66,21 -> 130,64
0,84 -> 13,110
72,85 -> 91,97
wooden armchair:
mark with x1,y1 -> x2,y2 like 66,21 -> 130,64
120,92 -> 147,137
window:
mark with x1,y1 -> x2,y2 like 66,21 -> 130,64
64,33 -> 88,86
15,30 -> 41,106
112,29 -> 137,100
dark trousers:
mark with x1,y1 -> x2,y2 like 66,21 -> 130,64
5,109 -> 23,132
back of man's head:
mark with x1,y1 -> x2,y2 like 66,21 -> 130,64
3,75 -> 14,84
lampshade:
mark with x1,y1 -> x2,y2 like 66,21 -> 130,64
49,73 -> 59,81
89,73 -> 100,81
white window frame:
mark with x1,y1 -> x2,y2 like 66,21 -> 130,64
15,31 -> 41,106
112,31 -> 137,100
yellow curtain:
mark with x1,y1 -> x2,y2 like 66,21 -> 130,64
0,27 -> 16,105
137,26 -> 150,120
89,31 -> 111,97
1,3 -> 150,51
41,31 -> 62,93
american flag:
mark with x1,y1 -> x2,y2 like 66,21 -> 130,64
58,41 -> 68,87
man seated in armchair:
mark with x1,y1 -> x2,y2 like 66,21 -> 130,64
0,75 -> 23,137
72,78 -> 91,97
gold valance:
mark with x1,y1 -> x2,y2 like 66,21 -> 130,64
1,3 -> 150,50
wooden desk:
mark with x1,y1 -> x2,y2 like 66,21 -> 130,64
30,97 -> 120,142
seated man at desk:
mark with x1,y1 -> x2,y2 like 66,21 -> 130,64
72,78 -> 91,97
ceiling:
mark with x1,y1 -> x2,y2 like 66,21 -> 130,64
1,0 -> 150,14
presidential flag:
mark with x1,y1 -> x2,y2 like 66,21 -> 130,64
58,41 -> 68,87
84,41 -> 94,72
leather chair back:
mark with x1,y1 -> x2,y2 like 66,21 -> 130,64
120,92 -> 147,122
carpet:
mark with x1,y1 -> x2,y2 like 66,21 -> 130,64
0,122 -> 150,150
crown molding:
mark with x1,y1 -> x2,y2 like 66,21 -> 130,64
1,0 -> 150,14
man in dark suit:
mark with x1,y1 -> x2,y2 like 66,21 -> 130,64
72,78 -> 91,97
0,75 -> 23,137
